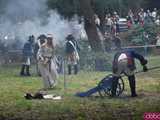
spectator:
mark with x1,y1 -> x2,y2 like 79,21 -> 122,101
105,14 -> 113,33
94,14 -> 101,29
128,9 -> 135,24
156,33 -> 160,47
145,9 -> 153,24
126,16 -> 132,29
138,8 -> 145,26
152,8 -> 158,21
155,16 -> 160,25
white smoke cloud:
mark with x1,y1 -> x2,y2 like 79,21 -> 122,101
0,0 -> 86,49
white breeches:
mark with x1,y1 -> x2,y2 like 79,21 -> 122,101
113,59 -> 134,77
67,52 -> 79,65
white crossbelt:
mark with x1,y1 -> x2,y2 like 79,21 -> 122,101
118,53 -> 127,62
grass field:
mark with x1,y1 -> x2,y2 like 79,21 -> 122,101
0,56 -> 160,120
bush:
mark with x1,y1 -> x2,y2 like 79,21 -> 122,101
79,40 -> 113,71
125,24 -> 160,46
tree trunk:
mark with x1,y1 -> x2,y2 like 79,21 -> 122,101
79,0 -> 102,51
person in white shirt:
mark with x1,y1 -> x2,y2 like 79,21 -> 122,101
94,14 -> 101,28
152,8 -> 157,21
155,16 -> 160,25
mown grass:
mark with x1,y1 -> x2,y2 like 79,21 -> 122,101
0,56 -> 160,120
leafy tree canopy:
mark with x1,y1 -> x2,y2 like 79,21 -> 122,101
47,0 -> 151,18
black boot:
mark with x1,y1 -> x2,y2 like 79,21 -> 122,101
68,65 -> 72,75
128,75 -> 137,97
26,65 -> 31,76
74,65 -> 78,75
111,76 -> 119,97
20,64 -> 25,76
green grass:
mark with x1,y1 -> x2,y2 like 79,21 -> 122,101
0,56 -> 160,120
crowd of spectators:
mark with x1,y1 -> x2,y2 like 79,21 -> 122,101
94,8 -> 160,51
94,8 -> 160,35
127,8 -> 160,27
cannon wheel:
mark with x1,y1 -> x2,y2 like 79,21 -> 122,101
98,75 -> 124,97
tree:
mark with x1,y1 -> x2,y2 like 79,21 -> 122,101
146,0 -> 160,9
47,0 -> 102,51
79,0 -> 102,51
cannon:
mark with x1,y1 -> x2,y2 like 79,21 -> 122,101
75,74 -> 124,97
98,74 -> 124,97
75,65 -> 160,98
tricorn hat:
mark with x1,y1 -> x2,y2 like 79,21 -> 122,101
66,34 -> 74,40
38,34 -> 47,40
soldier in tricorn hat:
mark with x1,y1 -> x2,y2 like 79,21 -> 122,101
65,34 -> 80,75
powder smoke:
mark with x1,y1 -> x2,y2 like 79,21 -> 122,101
0,0 -> 86,49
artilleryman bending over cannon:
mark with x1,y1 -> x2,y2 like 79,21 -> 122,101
111,49 -> 148,97
76,49 -> 148,98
